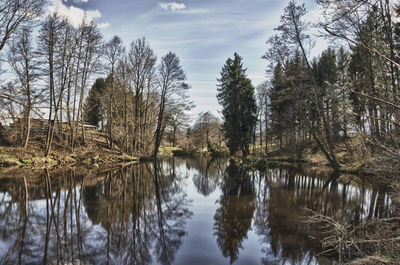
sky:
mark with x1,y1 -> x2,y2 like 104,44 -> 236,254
49,0 -> 326,119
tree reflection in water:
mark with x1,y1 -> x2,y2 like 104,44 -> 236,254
253,166 -> 393,264
213,160 -> 255,264
0,161 -> 192,265
0,159 -> 395,265
188,157 -> 226,196
151,160 -> 193,265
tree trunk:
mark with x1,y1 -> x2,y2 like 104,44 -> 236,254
173,125 -> 177,147
259,116 -> 263,153
23,81 -> 31,148
153,94 -> 166,157
23,108 -> 31,148
45,29 -> 55,155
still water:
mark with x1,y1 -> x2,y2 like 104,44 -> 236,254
0,158 -> 394,265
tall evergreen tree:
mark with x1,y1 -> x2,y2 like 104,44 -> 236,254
336,47 -> 351,137
313,48 -> 341,139
217,53 -> 257,157
84,78 -> 106,128
269,61 -> 286,148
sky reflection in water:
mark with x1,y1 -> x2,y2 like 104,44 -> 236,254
0,158 -> 394,265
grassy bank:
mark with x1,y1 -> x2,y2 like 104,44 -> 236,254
245,135 -> 375,175
0,130 -> 140,171
0,134 -> 228,170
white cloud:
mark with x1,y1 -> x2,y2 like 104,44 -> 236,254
48,0 -> 106,27
159,2 -> 187,11
86,9 -> 101,20
98,22 -> 111,29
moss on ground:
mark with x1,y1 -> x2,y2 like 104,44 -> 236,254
0,153 -> 21,166
158,146 -> 183,157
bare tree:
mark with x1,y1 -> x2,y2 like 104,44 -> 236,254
128,37 -> 157,153
114,58 -> 130,152
59,19 -> 78,147
193,111 -> 219,151
0,0 -> 45,52
37,13 -> 61,156
7,26 -> 39,147
165,95 -> 194,147
75,22 -> 102,146
104,35 -> 125,148
256,81 -> 269,153
153,52 -> 189,157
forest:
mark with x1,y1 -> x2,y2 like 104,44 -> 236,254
217,0 -> 400,179
258,0 -> 400,177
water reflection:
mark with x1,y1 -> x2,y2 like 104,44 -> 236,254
214,161 -> 255,263
0,159 -> 395,265
0,162 -> 192,265
188,157 -> 225,196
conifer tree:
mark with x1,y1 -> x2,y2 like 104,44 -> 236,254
269,61 -> 286,149
84,78 -> 106,128
217,53 -> 257,157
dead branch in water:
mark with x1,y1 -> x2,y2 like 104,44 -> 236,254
304,209 -> 400,264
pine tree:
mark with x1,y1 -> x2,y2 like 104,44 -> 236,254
217,53 -> 257,157
313,48 -> 341,139
269,61 -> 286,148
84,78 -> 106,128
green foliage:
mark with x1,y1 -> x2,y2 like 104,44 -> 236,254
208,141 -> 229,158
269,61 -> 286,139
0,153 -> 21,166
347,10 -> 388,134
313,47 -> 341,137
85,78 -> 106,127
217,53 -> 257,157
268,52 -> 312,150
313,47 -> 337,88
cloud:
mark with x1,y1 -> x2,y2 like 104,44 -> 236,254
98,22 -> 111,29
178,8 -> 211,15
48,0 -> 106,27
86,9 -> 101,20
159,2 -> 187,11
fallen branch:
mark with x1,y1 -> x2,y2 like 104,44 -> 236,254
0,92 -> 45,118
346,236 -> 400,244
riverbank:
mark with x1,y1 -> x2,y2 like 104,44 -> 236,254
0,144 -> 139,171
0,130 -> 140,172
0,133 -> 384,177
242,135 -> 379,176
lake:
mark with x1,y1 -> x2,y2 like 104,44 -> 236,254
0,158 -> 394,265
